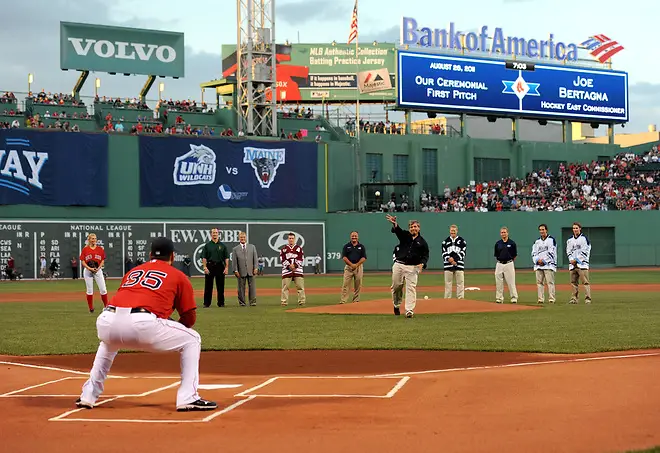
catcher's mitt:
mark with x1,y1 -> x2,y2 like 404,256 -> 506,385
86,260 -> 98,269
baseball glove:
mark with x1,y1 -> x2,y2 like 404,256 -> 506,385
86,260 -> 98,269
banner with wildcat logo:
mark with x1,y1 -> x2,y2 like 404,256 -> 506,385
138,135 -> 318,209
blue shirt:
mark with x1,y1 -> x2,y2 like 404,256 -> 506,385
494,239 -> 517,263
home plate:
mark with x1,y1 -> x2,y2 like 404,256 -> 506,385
198,384 -> 243,390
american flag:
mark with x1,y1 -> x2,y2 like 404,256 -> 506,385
581,35 -> 624,63
347,0 -> 358,44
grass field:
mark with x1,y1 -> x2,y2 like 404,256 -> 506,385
1,269 -> 659,356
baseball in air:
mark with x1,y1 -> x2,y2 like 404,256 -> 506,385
375,190 -> 381,197
424,295 -> 429,300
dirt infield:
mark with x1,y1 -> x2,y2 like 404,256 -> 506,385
1,283 -> 657,304
1,349 -> 659,453
290,297 -> 541,314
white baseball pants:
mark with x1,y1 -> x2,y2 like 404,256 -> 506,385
83,268 -> 107,295
391,262 -> 420,313
79,307 -> 202,408
494,261 -> 518,303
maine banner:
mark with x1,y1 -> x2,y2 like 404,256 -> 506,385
0,129 -> 108,206
139,136 -> 318,208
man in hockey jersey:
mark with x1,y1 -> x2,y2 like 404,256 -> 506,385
566,222 -> 592,304
442,225 -> 467,299
531,224 -> 557,304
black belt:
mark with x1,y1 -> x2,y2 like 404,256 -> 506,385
498,260 -> 513,264
104,306 -> 151,314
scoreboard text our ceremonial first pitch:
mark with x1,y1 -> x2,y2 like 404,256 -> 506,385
396,50 -> 629,123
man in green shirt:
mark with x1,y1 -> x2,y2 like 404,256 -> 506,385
201,228 -> 230,308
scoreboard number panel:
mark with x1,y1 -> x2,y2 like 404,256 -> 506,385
0,221 -> 164,279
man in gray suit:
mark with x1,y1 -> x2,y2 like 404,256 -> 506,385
232,231 -> 259,306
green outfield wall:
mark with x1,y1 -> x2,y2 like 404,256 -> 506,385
2,132 -> 659,271
324,211 -> 660,272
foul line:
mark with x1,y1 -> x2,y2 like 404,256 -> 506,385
367,352 -> 660,378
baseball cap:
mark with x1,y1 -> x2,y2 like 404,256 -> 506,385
151,237 -> 175,258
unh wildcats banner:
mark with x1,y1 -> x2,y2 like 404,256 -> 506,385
139,136 -> 318,209
0,129 -> 109,206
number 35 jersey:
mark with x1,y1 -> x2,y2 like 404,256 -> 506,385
111,259 -> 196,320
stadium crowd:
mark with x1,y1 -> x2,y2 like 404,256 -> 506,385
31,90 -> 85,107
415,147 -> 660,212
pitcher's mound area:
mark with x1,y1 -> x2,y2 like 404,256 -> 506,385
290,298 -> 541,315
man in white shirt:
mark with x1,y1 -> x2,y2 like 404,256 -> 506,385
566,222 -> 592,304
531,224 -> 557,304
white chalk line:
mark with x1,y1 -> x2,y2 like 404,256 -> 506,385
50,394 -> 258,424
367,352 -> 660,378
0,361 -> 127,379
234,377 -> 279,397
0,376 -> 73,397
201,395 -> 257,422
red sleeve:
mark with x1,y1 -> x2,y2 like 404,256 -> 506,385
175,272 -> 197,316
79,247 -> 85,261
100,247 -> 106,260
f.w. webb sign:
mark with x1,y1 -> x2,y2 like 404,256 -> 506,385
60,21 -> 185,78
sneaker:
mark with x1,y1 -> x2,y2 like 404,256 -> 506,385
89,308 -> 94,313
405,311 -> 414,318
298,301 -> 305,306
75,398 -> 93,409
393,306 -> 400,316
176,398 -> 218,412
281,302 -> 288,306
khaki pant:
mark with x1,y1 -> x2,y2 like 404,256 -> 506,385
444,270 -> 465,299
535,269 -> 556,303
281,276 -> 306,305
570,269 -> 592,303
391,262 -> 420,314
340,265 -> 363,303
495,261 -> 518,303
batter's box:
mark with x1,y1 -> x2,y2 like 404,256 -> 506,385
235,376 -> 410,398
1,376 -> 180,398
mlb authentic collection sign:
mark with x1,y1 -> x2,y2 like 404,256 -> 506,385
60,21 -> 185,78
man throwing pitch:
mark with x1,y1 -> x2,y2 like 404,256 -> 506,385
386,215 -> 429,318
532,224 -> 557,304
76,237 -> 217,412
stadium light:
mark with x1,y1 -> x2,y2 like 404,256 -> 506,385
27,73 -> 33,93
95,78 -> 101,97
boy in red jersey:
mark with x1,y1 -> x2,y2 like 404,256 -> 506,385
279,232 -> 306,306
79,233 -> 108,312
76,237 -> 217,412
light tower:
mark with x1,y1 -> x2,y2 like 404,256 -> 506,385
236,0 -> 277,136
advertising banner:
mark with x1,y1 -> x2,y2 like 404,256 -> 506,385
396,50 -> 629,122
60,21 -> 185,77
0,129 -> 108,206
139,136 -> 318,209
221,43 -> 396,102
0,220 -> 325,279
357,68 -> 393,94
